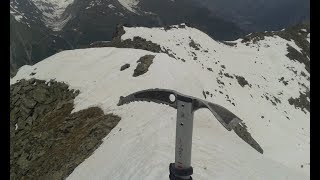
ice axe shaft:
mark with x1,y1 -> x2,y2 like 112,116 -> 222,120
173,101 -> 194,179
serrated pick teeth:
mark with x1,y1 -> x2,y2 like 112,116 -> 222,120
118,95 -> 172,107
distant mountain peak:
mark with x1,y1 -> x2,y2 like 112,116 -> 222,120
117,0 -> 140,14
30,0 -> 74,31
10,0 -> 74,31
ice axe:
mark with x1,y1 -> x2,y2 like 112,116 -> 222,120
117,89 -> 263,180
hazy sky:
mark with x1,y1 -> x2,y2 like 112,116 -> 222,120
192,0 -> 309,32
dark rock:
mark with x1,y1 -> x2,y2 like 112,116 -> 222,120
133,55 -> 155,77
11,96 -> 19,106
22,97 -> 37,109
189,39 -> 201,50
224,73 -> 234,79
202,91 -> 206,99
31,88 -> 48,103
75,90 -> 80,96
286,45 -> 310,73
43,96 -> 56,105
17,120 -> 26,130
22,84 -> 33,91
278,77 -> 289,86
25,117 -> 34,126
288,91 -> 310,113
300,71 -> 307,77
222,41 -> 237,46
120,63 -> 130,71
216,78 -> 225,86
104,26 -> 163,54
12,86 -> 21,95
235,75 -> 251,88
89,41 -> 112,48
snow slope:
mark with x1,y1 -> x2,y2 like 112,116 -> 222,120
11,25 -> 309,179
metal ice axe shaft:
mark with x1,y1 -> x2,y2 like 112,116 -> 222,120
118,89 -> 263,180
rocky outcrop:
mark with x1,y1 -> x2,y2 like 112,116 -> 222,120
288,91 -> 310,114
89,25 -> 163,54
10,78 -> 121,179
120,63 -> 130,71
235,75 -> 251,88
133,55 -> 155,77
241,23 -> 310,72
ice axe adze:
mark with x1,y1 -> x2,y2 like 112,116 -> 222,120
117,88 -> 263,180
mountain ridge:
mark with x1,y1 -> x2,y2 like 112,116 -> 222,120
10,0 -> 248,76
10,23 -> 310,179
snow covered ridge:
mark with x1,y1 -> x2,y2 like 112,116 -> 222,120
11,24 -> 309,179
121,24 -> 310,111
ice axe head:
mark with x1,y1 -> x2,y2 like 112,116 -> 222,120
118,88 -> 263,154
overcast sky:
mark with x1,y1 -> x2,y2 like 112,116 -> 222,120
192,0 -> 309,32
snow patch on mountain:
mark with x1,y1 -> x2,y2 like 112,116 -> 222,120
108,4 -> 116,9
87,0 -> 103,9
30,0 -> 74,31
11,25 -> 309,179
13,14 -> 23,22
31,0 -> 73,19
10,6 -> 31,27
10,3 -> 24,22
117,0 -> 140,14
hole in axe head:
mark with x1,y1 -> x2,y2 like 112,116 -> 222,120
169,94 -> 176,102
